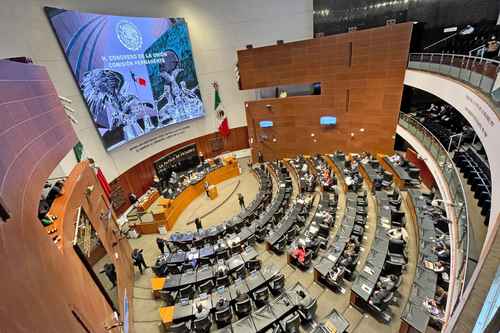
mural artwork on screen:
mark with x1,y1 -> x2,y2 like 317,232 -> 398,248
45,7 -> 205,151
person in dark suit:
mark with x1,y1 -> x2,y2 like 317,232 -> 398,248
238,193 -> 245,209
194,218 -> 203,231
370,288 -> 390,306
132,249 -> 148,274
99,263 -> 117,289
156,237 -> 166,254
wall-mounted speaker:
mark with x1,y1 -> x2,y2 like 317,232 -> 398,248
277,40 -> 284,45
246,44 -> 253,49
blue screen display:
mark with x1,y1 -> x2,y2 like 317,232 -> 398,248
45,7 -> 205,150
320,116 -> 337,125
259,120 -> 274,128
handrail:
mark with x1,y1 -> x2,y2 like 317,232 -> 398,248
398,112 -> 471,321
408,52 -> 500,106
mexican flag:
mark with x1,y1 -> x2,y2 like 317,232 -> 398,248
213,82 -> 230,137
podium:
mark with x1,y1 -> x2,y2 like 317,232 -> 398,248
208,185 -> 218,200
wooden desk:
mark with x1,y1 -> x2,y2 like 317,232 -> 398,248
159,306 -> 175,328
132,162 -> 240,234
208,186 -> 218,200
359,163 -> 373,192
377,154 -> 410,189
324,155 -> 348,193
151,277 -> 166,299
136,189 -> 160,212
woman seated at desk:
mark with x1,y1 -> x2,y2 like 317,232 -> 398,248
292,244 -> 306,264
387,227 -> 409,242
423,297 -> 444,330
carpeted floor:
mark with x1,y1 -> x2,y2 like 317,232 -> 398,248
126,159 -> 419,333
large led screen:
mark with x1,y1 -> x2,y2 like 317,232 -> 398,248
45,7 -> 205,150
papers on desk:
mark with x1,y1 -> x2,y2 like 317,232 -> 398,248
363,266 -> 374,275
361,284 -> 372,294
327,254 -> 338,263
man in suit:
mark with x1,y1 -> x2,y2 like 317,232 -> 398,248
194,217 -> 203,231
132,249 -> 148,274
370,287 -> 390,306
99,263 -> 117,289
238,193 -> 245,209
156,237 -> 166,254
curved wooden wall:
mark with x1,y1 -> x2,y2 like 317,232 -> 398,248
0,60 -> 130,333
111,126 -> 249,215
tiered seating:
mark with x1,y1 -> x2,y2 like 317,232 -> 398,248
350,190 -> 408,323
454,148 -> 492,223
401,189 -> 451,332
314,191 -> 366,291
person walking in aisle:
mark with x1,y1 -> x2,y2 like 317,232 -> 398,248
132,248 -> 148,274
156,237 -> 166,254
238,193 -> 245,209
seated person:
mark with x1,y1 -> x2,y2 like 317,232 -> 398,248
194,302 -> 210,320
376,274 -> 398,291
423,297 -> 444,320
369,287 -> 391,307
235,289 -> 249,303
387,227 -> 409,242
432,260 -> 448,273
434,286 -> 448,307
295,289 -> 314,309
215,297 -> 230,312
326,265 -> 345,285
339,253 -> 355,269
292,245 -> 306,264
215,260 -> 229,277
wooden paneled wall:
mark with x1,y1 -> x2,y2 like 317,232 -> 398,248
0,60 -> 129,333
112,126 -> 249,215
238,23 -> 413,161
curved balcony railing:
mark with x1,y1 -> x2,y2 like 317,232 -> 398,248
399,113 -> 471,305
408,53 -> 500,106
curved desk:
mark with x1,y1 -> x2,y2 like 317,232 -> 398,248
132,158 -> 240,234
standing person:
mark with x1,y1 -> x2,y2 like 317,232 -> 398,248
257,151 -> 264,164
156,237 -> 166,254
132,249 -> 148,274
204,181 -> 210,197
99,263 -> 117,289
194,217 -> 203,231
238,193 -> 245,209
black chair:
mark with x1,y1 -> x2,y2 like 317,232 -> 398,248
193,237 -> 204,248
199,256 -> 212,266
247,234 -> 256,246
168,321 -> 191,333
214,307 -> 233,328
198,280 -> 214,294
269,273 -> 285,295
298,298 -> 317,322
217,249 -> 230,261
230,242 -> 242,254
216,275 -> 230,288
182,262 -> 194,272
273,237 -> 287,254
192,316 -> 212,333
235,298 -> 252,318
281,312 -> 300,333
253,286 -> 270,307
233,265 -> 247,280
245,259 -> 261,272
178,285 -> 195,299
167,263 -> 181,275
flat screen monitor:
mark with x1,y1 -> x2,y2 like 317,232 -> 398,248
45,7 -> 205,151
320,116 -> 337,125
259,120 -> 274,128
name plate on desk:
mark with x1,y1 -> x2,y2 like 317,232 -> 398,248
361,284 -> 372,294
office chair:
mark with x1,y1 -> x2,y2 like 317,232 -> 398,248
198,256 -> 212,266
273,237 -> 288,254
159,290 -> 175,305
193,237 -> 204,249
269,273 -> 285,295
166,263 -> 181,275
388,239 -> 406,257
234,263 -> 248,278
368,297 -> 392,324
182,262 -> 195,272
216,249 -> 230,261
192,316 -> 212,333
298,298 -> 317,322
178,285 -> 195,300
383,260 -> 405,276
214,307 -> 233,328
168,321 -> 191,333
245,259 -> 261,272
235,298 -> 252,318
253,286 -> 270,307
247,234 -> 256,246
198,280 -> 214,294
230,242 -> 242,254
216,275 -> 230,288
285,226 -> 298,245
281,312 -> 300,333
